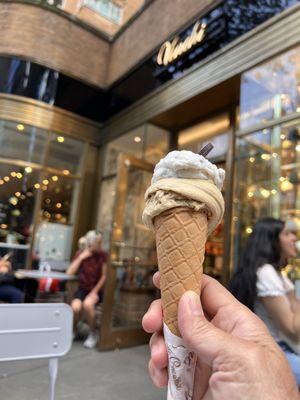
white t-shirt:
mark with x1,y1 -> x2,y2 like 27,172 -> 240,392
254,264 -> 294,342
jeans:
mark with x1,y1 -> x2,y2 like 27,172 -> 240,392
0,284 -> 24,303
278,341 -> 300,387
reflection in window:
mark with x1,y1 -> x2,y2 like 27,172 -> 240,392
47,134 -> 84,175
103,124 -> 169,177
233,120 -> 300,267
0,121 -> 47,164
84,0 -> 123,24
0,165 -> 39,244
240,45 -> 300,129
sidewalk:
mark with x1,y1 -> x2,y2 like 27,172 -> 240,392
0,343 -> 166,400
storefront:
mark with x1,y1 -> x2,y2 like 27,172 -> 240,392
2,0 -> 300,350
96,2 -> 300,348
0,94 -> 101,271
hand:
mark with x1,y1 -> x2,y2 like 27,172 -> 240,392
86,291 -> 99,304
0,259 -> 11,273
142,273 -> 299,400
79,248 -> 92,261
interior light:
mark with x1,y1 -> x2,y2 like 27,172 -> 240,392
42,179 -> 49,185
57,136 -> 65,143
17,124 -> 25,131
10,172 -> 17,177
56,203 -> 62,209
134,136 -> 141,143
15,192 -> 21,197
249,157 -> 255,163
63,170 -> 70,175
52,176 -> 58,182
25,167 -> 32,173
3,176 -> 9,182
9,197 -> 18,206
246,227 -> 253,234
34,183 -> 40,189
16,173 -> 23,179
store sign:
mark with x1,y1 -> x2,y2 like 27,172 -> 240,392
157,21 -> 206,66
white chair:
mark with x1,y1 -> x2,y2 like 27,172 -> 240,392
0,303 -> 73,400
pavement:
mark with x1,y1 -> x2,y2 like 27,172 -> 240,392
0,342 -> 167,400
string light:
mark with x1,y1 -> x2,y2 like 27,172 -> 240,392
9,197 -> 18,206
249,157 -> 255,163
25,167 -> 32,173
260,188 -> 270,198
272,153 -> 278,158
42,179 -> 49,185
17,124 -> 25,131
280,176 -> 286,182
52,176 -> 58,182
248,191 -> 254,198
296,144 -> 300,152
0,224 -> 7,229
15,192 -> 21,197
0,180 -> 4,185
62,170 -> 70,175
34,183 -> 40,189
261,153 -> 271,161
271,189 -> 277,195
134,136 -> 141,143
3,176 -> 9,182
57,136 -> 64,143
56,203 -> 62,209
10,172 -> 17,177
42,185 -> 47,191
280,134 -> 286,140
246,227 -> 253,234
16,173 -> 22,179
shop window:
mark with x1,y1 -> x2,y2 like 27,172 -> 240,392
0,164 -> 41,268
240,45 -> 300,130
103,124 -> 169,177
178,114 -> 230,280
46,134 -> 84,176
233,120 -> 300,267
0,121 -> 47,165
84,0 -> 123,24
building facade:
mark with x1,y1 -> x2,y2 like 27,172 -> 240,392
1,0 -> 300,348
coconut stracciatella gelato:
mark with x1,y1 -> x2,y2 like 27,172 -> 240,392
142,149 -> 225,400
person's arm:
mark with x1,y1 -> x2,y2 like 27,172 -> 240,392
0,259 -> 11,274
261,295 -> 300,342
66,249 -> 91,276
90,263 -> 107,295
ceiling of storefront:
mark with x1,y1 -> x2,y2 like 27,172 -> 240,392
150,76 -> 240,131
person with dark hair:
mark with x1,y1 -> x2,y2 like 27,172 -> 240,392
229,217 -> 300,386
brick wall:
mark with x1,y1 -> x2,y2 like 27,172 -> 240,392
107,0 -> 216,85
0,2 -> 109,88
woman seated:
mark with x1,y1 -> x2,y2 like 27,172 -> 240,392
230,217 -> 300,386
0,256 -> 24,303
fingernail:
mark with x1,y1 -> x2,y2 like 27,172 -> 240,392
186,291 -> 203,316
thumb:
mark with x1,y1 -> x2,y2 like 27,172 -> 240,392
178,291 -> 234,366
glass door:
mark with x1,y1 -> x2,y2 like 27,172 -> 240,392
99,154 -> 158,349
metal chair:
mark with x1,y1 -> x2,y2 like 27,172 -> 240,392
0,303 -> 73,400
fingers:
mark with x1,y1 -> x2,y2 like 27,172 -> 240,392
148,331 -> 168,388
178,291 -> 235,366
200,275 -> 242,318
153,271 -> 160,289
142,299 -> 163,333
148,359 -> 168,388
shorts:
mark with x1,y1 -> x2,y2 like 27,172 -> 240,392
73,288 -> 103,302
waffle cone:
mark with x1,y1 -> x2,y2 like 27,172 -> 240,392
154,206 -> 207,337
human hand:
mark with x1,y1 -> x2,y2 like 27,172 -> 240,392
0,259 -> 11,273
86,291 -> 99,304
142,273 -> 299,400
79,248 -> 92,261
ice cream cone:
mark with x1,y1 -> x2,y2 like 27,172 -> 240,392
154,206 -> 207,337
